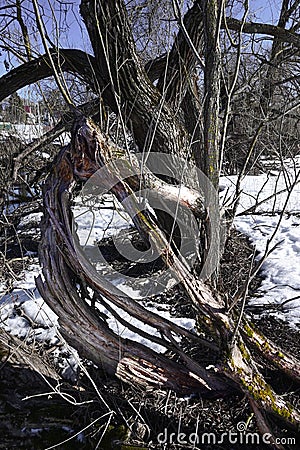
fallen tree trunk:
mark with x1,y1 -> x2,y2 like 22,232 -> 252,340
36,117 -> 300,443
36,119 -> 230,397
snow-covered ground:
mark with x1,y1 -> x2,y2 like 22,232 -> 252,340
0,124 -> 45,143
1,157 -> 299,375
235,214 -> 300,326
0,124 -> 71,145
0,260 -> 80,379
220,156 -> 300,326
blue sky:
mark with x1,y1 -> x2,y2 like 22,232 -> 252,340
249,0 -> 282,23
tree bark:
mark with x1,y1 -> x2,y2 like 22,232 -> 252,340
80,0 -> 188,157
1,0 -> 300,440
223,17 -> 300,49
156,0 -> 204,112
259,0 -> 293,114
201,0 -> 222,188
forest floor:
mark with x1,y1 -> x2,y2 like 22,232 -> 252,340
0,155 -> 299,449
0,219 -> 299,449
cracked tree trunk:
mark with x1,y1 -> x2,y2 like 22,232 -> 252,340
36,117 -> 300,439
36,121 -> 229,397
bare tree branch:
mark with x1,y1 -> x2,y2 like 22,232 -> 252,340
224,17 -> 300,49
0,49 -> 98,103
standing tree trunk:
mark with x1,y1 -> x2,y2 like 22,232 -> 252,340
201,0 -> 222,189
199,0 -> 223,278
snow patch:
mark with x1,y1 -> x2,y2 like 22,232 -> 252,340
234,214 -> 300,326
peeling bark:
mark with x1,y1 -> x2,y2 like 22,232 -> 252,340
37,120 -> 230,396
36,117 -> 300,432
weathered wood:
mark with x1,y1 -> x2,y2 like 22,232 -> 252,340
1,0 -> 298,438
37,123 -> 230,396
242,319 -> 300,381
200,0 -> 222,189
36,117 -> 300,432
12,99 -> 100,180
